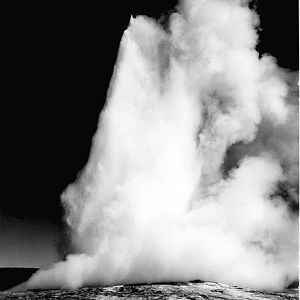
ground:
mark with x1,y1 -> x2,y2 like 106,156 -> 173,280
1,281 -> 298,299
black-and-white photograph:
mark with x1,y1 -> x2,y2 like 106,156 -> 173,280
1,0 -> 298,299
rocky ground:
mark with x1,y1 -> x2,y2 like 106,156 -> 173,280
0,281 -> 298,300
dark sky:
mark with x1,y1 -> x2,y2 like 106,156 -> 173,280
1,1 -> 298,266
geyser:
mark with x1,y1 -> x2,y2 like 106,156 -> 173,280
25,0 -> 298,291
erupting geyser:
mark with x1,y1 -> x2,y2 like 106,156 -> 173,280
25,0 -> 298,291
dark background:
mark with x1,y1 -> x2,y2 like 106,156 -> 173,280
1,1 -> 298,266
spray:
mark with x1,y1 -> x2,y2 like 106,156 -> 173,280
25,0 -> 298,291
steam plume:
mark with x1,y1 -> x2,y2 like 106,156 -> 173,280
25,0 -> 298,291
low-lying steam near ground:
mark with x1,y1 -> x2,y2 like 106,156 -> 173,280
25,0 -> 298,291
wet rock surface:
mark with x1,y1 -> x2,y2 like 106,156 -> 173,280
1,281 -> 298,299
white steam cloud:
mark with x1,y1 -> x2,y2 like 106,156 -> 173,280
25,0 -> 298,291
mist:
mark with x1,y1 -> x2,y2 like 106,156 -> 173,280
0,217 -> 60,268
24,0 -> 298,291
